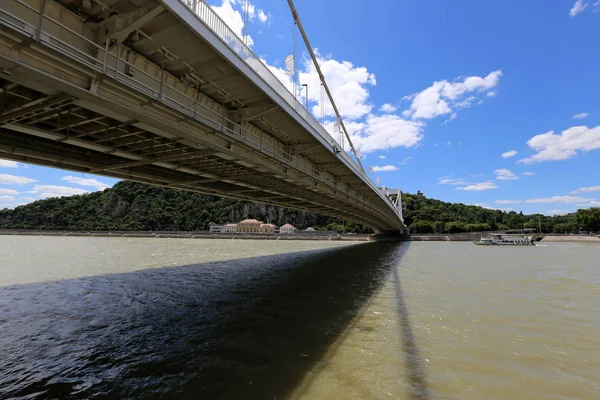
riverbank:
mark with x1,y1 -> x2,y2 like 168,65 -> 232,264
411,233 -> 600,242
0,229 -> 370,241
2,230 -> 597,242
541,235 -> 600,242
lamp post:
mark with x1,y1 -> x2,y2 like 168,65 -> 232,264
301,83 -> 308,110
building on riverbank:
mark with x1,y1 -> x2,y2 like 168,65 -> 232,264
280,223 -> 297,234
224,223 -> 237,233
209,224 -> 225,233
260,223 -> 277,234
237,219 -> 262,233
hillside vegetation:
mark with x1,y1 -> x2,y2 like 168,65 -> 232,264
0,181 -> 366,232
0,181 -> 598,234
402,193 -> 599,234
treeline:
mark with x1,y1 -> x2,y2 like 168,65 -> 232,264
0,181 -> 370,233
0,182 -> 598,234
402,193 -> 599,234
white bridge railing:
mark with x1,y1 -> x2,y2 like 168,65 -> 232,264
178,0 -> 374,184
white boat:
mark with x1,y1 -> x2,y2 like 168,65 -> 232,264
474,233 -> 536,246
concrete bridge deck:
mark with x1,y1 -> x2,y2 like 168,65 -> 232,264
0,0 -> 405,232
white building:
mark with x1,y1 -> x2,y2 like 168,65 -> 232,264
209,224 -> 224,233
279,223 -> 297,234
224,223 -> 237,233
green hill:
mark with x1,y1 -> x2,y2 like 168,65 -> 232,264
0,181 -> 598,234
0,181 -> 366,232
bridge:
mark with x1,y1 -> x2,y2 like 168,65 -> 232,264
0,0 -> 406,233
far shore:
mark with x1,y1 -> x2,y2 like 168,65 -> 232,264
412,232 -> 600,243
1,230 -> 598,243
0,229 -> 371,241
540,235 -> 600,242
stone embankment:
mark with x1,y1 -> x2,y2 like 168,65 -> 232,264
0,229 -> 370,241
412,233 -> 600,243
540,235 -> 600,242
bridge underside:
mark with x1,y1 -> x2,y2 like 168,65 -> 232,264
0,0 -> 405,232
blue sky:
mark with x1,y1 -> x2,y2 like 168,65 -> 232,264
2,0 -> 600,216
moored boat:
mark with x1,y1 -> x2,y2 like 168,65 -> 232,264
474,233 -> 535,246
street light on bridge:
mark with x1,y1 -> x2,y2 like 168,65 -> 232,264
301,83 -> 308,111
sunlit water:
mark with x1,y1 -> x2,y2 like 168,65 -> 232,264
0,237 -> 598,399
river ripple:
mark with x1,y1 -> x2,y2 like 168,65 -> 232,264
1,237 -> 599,399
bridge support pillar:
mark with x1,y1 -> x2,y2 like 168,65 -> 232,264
369,227 -> 410,242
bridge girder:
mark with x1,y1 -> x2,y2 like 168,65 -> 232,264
0,0 -> 405,232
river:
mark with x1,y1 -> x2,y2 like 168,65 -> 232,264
0,237 -> 599,399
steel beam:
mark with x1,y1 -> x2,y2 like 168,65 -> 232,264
90,148 -> 216,172
0,94 -> 74,123
95,6 -> 166,47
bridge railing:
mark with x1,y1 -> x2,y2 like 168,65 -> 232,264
179,0 -> 374,186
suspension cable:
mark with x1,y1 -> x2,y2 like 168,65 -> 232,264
285,0 -> 365,172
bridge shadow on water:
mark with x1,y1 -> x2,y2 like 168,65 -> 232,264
393,260 -> 433,400
0,241 -> 430,399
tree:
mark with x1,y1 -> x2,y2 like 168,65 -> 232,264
445,221 -> 467,233
553,223 -> 574,234
433,221 -> 445,233
574,208 -> 600,233
409,221 -> 434,234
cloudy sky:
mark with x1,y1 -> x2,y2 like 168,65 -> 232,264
2,0 -> 600,216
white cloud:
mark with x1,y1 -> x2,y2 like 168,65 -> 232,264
570,185 -> 600,194
494,168 -> 518,180
378,155 -> 387,159
525,196 -> 594,204
0,160 -> 19,168
0,189 -> 18,195
379,103 -> 397,113
573,112 -> 589,120
457,181 -> 498,191
371,165 -> 399,172
578,200 -> 600,207
570,0 -> 588,16
403,70 -> 502,120
0,173 -> 36,185
546,209 -> 570,216
20,196 -> 37,202
264,60 -> 295,94
438,176 -> 467,185
62,175 -> 111,190
399,156 -> 413,165
454,96 -> 477,110
0,195 -> 15,202
471,203 -> 513,211
523,172 -> 536,176
265,51 -> 502,158
340,114 -> 424,153
518,125 -> 600,164
257,9 -> 268,23
495,200 -> 522,204
31,185 -> 89,198
299,54 -> 376,120
501,150 -> 517,158
486,91 -> 496,97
